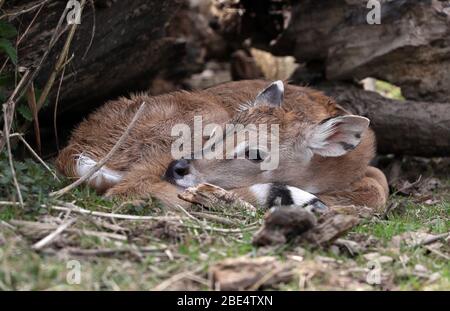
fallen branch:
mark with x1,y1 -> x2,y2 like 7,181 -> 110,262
31,217 -> 77,250
0,220 -> 16,231
190,211 -> 238,226
42,246 -> 172,261
152,266 -> 205,291
414,232 -> 450,247
10,219 -> 127,241
50,102 -> 146,197
181,223 -> 258,234
49,204 -> 180,222
51,202 -> 255,233
0,201 -> 21,206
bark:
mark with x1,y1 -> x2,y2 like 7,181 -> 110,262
321,84 -> 450,157
224,0 -> 450,103
12,0 -> 224,117
12,1 -> 174,114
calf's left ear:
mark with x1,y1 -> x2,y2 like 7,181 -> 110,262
253,80 -> 284,107
306,115 -> 370,157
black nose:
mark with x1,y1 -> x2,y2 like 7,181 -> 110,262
165,159 -> 190,181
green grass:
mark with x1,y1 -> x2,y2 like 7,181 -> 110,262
0,153 -> 449,290
355,202 -> 450,241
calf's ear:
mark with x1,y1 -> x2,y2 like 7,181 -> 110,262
253,80 -> 284,108
306,115 -> 370,157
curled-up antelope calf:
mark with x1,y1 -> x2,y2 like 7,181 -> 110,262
56,80 -> 388,213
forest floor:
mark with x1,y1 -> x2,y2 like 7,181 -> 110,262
0,154 -> 449,291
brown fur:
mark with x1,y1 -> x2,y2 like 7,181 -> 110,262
56,80 -> 388,210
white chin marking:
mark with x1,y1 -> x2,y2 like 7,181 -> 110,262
76,154 -> 123,189
249,183 -> 271,205
175,174 -> 198,188
287,186 -> 317,206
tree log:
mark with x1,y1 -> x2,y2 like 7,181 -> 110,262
10,1 -> 175,114
244,0 -> 450,103
322,84 -> 450,157
9,0 -> 225,117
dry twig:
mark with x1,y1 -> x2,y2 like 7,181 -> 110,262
414,232 -> 450,247
9,133 -> 60,181
36,0 -> 87,112
25,84 -> 41,154
49,203 -> 179,222
31,218 -> 77,250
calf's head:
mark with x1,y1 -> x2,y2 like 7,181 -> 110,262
165,81 -> 370,191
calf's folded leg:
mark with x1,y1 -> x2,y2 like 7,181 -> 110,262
318,166 -> 389,212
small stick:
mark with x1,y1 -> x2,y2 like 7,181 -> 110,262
3,125 -> 24,208
50,102 -> 146,197
0,220 -> 16,231
10,219 -> 127,241
425,246 -> 450,261
51,202 -> 253,233
414,232 -> 450,247
0,201 -> 21,206
53,60 -> 67,151
175,204 -> 202,224
0,0 -> 50,18
151,266 -> 205,291
190,211 -> 237,226
0,69 -> 30,152
17,1 -> 46,45
181,223 -> 258,233
32,218 -> 77,250
10,133 -> 60,181
26,83 -> 41,154
36,0 -> 87,112
49,204 -> 180,222
248,265 -> 290,291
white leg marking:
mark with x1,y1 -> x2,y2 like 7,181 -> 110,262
287,186 -> 318,206
249,183 -> 272,206
75,154 -> 123,188
287,185 -> 328,213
